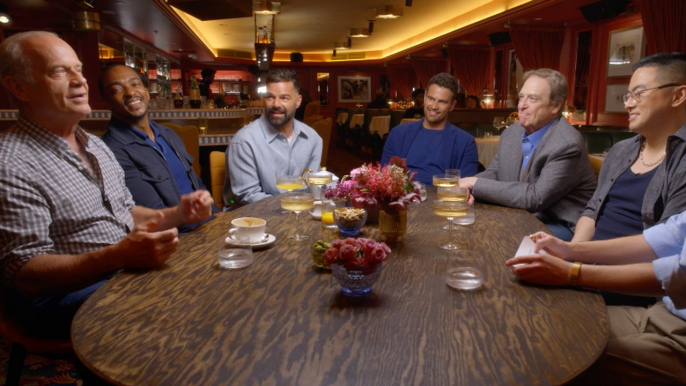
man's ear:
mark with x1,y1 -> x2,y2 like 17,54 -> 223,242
2,76 -> 30,102
672,85 -> 686,108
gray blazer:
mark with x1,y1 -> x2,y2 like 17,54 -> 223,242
474,117 -> 597,231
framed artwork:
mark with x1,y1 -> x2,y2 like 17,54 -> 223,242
605,84 -> 628,113
607,26 -> 645,78
338,76 -> 371,103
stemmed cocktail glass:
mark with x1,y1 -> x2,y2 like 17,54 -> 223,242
280,191 -> 315,241
434,186 -> 469,250
492,117 -> 506,135
276,175 -> 304,192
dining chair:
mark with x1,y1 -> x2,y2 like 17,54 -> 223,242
304,115 -> 323,126
311,118 -> 332,166
209,151 -> 226,208
0,297 -> 73,386
303,101 -> 321,121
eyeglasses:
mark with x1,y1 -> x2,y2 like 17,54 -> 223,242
622,83 -> 683,105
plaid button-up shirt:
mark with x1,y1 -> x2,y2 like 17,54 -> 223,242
0,116 -> 135,287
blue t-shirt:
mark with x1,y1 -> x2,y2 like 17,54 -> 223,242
593,166 -> 658,241
130,122 -> 194,195
405,127 -> 446,185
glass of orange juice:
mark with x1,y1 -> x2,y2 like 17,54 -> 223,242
321,199 -> 345,229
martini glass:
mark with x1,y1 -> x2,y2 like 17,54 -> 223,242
280,191 -> 315,241
434,189 -> 468,250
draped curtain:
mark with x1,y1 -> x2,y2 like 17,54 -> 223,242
636,0 -> 686,54
409,57 -> 449,88
509,26 -> 566,71
447,46 -> 490,96
385,64 -> 416,100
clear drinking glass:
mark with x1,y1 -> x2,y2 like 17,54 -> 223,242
276,175 -> 304,192
281,191 -> 315,241
218,234 -> 253,269
446,250 -> 483,290
492,117 -> 506,135
432,173 -> 460,188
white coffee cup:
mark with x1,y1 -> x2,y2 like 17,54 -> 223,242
228,217 -> 266,243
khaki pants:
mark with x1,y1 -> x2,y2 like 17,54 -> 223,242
575,302 -> 686,385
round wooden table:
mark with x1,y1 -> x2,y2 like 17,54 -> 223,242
72,191 -> 608,385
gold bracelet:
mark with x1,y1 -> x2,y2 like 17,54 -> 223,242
569,262 -> 582,286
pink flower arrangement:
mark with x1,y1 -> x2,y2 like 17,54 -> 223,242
323,179 -> 359,200
323,237 -> 391,270
350,156 -> 419,212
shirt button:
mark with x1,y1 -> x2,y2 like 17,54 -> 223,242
78,167 -> 83,171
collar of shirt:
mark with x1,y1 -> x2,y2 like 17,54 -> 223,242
259,114 -> 306,144
17,115 -> 88,162
111,117 -> 166,151
521,120 -> 553,169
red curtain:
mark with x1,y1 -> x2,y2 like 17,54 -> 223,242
409,57 -> 449,88
636,0 -> 686,55
509,26 -> 566,71
447,46 -> 490,96
386,64 -> 416,100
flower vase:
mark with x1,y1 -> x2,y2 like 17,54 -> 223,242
331,263 -> 382,296
379,209 -> 407,243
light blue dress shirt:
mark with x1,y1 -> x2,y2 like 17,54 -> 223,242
521,121 -> 553,170
227,115 -> 323,206
643,211 -> 686,320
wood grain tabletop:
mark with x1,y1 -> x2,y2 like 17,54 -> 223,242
72,190 -> 609,386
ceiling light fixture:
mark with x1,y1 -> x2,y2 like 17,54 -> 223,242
349,28 -> 369,38
376,5 -> 403,19
252,1 -> 281,15
334,42 -> 349,50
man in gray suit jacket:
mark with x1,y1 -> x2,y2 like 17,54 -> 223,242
460,69 -> 596,241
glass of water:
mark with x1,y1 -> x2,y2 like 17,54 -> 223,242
445,250 -> 483,290
218,234 -> 253,269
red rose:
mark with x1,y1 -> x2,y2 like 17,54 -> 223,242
380,243 -> 391,255
369,246 -> 388,264
343,238 -> 359,247
348,256 -> 368,269
360,238 -> 378,254
339,244 -> 357,260
324,248 -> 340,264
331,240 -> 344,249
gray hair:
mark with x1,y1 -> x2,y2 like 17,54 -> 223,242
0,31 -> 58,86
522,68 -> 568,106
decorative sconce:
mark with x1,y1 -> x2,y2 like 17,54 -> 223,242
480,89 -> 495,109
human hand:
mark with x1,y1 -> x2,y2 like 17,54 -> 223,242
117,211 -> 179,269
530,231 -> 570,260
178,190 -> 214,224
505,252 -> 573,286
459,177 -> 477,191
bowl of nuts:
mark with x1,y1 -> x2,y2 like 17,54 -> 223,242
333,207 -> 367,237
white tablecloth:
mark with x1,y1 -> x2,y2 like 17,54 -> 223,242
369,116 -> 391,136
475,137 -> 500,168
336,112 -> 348,125
399,118 -> 419,126
349,114 -> 364,128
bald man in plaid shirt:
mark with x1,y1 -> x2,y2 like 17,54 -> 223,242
0,31 -> 214,337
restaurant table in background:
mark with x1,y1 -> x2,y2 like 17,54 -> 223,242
336,112 -> 348,126
399,118 -> 420,126
72,191 -> 608,386
349,113 -> 364,128
475,136 -> 501,168
369,115 -> 391,137
588,153 -> 606,177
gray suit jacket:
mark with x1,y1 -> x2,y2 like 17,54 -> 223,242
474,117 -> 597,231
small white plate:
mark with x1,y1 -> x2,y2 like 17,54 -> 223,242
310,211 -> 322,220
226,234 -> 276,249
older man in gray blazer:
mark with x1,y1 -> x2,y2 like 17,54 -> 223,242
460,69 -> 596,241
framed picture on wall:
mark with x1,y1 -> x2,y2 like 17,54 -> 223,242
338,76 -> 371,103
605,84 -> 628,113
607,26 -> 645,78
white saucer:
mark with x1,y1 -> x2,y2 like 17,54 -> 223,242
226,234 -> 276,249
310,211 -> 322,220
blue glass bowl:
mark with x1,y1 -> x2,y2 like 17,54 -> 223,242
333,207 -> 367,237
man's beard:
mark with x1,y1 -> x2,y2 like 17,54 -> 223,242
267,107 -> 295,128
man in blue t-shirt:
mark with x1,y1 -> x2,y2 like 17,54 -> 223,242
381,73 -> 478,184
99,65 -> 218,234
